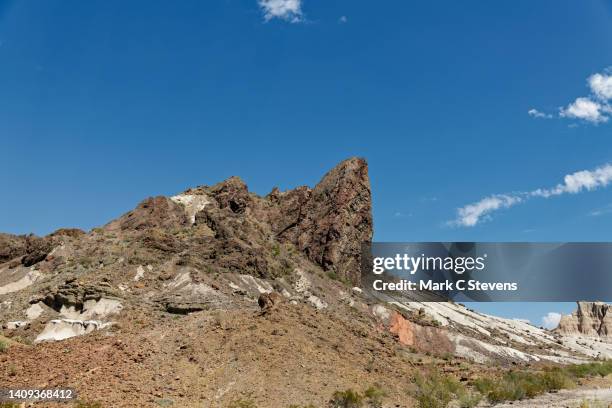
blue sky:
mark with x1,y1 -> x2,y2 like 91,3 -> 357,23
1,0 -> 612,326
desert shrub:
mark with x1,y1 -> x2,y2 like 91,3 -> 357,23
330,389 -> 363,408
363,385 -> 386,407
0,339 -> 8,353
567,361 -> 612,378
474,369 -> 573,404
413,372 -> 462,408
329,386 -> 388,408
412,371 -> 481,408
228,399 -> 257,408
457,389 -> 481,408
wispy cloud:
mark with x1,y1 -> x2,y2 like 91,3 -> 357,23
529,69 -> 612,125
451,163 -> 612,227
528,108 -> 552,119
454,195 -> 522,227
542,312 -> 562,330
258,0 -> 303,22
589,203 -> 612,217
338,15 -> 348,23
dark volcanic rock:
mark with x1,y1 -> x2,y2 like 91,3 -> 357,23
0,234 -> 54,267
49,228 -> 86,238
194,157 -> 372,283
0,233 -> 28,263
274,158 -> 372,284
106,196 -> 188,231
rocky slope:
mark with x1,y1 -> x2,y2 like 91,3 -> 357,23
1,158 -> 611,407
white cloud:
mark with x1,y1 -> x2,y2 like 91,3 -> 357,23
528,108 -> 552,119
258,0 -> 303,22
530,163 -> 612,197
453,195 -> 522,227
530,68 -> 612,125
339,15 -> 348,23
452,163 -> 612,226
589,73 -> 612,100
560,97 -> 609,124
542,312 -> 562,330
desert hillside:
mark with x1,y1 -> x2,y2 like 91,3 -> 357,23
1,158 -> 611,407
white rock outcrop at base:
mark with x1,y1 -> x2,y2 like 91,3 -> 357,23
35,319 -> 113,343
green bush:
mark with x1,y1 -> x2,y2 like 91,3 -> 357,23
412,371 -> 481,408
413,372 -> 462,408
474,369 -> 573,404
567,361 -> 612,378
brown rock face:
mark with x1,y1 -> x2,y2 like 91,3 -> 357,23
0,233 -> 27,263
0,234 -> 55,267
105,196 -> 188,231
274,157 -> 373,284
555,301 -> 612,338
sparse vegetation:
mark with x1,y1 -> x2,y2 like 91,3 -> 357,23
578,399 -> 608,408
474,369 -> 572,403
412,371 -> 480,408
330,389 -> 363,408
473,361 -> 612,404
363,384 -> 387,408
567,360 -> 612,378
329,386 -> 388,408
327,271 -> 339,281
0,338 -> 8,353
228,398 -> 258,408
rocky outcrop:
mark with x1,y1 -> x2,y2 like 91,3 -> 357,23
273,158 -> 373,284
131,157 -> 373,284
556,301 -> 612,339
105,196 -> 188,231
258,291 -> 283,313
0,234 -> 54,267
0,233 -> 27,263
